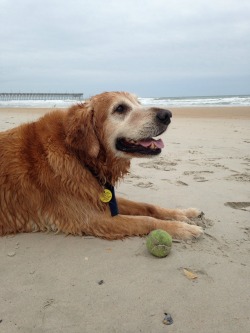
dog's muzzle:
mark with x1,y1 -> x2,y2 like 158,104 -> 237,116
115,108 -> 172,156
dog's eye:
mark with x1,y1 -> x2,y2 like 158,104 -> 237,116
114,104 -> 127,114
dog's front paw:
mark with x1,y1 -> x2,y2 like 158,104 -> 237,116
182,208 -> 204,219
174,223 -> 204,240
170,208 -> 203,222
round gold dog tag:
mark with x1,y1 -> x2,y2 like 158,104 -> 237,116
100,189 -> 112,203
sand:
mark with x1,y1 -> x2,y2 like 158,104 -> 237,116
0,106 -> 250,333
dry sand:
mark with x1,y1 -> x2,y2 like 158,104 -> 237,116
0,106 -> 250,333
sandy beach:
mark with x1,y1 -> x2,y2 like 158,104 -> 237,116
0,106 -> 250,333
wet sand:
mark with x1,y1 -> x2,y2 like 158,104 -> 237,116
0,106 -> 250,333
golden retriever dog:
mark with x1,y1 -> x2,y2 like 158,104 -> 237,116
0,92 -> 203,240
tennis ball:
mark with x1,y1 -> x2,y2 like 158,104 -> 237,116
146,230 -> 172,257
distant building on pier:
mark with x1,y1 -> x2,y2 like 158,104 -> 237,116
0,93 -> 84,101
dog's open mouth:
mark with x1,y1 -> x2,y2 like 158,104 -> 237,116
116,137 -> 164,155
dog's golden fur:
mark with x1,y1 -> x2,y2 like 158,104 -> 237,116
0,92 -> 203,239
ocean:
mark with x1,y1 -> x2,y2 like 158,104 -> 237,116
0,94 -> 250,108
139,95 -> 250,107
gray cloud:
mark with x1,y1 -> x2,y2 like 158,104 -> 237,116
0,0 -> 250,97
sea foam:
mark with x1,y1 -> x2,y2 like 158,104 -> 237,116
0,94 -> 249,108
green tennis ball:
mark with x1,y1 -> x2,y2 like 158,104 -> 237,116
146,230 -> 172,258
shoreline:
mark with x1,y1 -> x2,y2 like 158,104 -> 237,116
0,106 -> 250,119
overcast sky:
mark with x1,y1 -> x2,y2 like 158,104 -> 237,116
0,0 -> 250,97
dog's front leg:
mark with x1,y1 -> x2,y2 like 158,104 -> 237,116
117,197 -> 202,222
87,214 -> 203,240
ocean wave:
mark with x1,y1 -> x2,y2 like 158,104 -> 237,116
0,95 -> 249,108
139,95 -> 250,107
0,99 -> 79,108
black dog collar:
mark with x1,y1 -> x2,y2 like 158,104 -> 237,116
84,164 -> 119,217
100,183 -> 119,217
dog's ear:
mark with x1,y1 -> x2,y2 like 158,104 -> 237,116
64,104 -> 100,158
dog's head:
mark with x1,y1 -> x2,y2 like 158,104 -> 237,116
65,91 -> 172,159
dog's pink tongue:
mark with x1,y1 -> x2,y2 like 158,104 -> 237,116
138,138 -> 164,148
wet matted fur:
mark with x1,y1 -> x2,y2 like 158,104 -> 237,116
0,92 -> 203,239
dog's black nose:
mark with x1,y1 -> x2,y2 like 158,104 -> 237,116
156,109 -> 172,125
